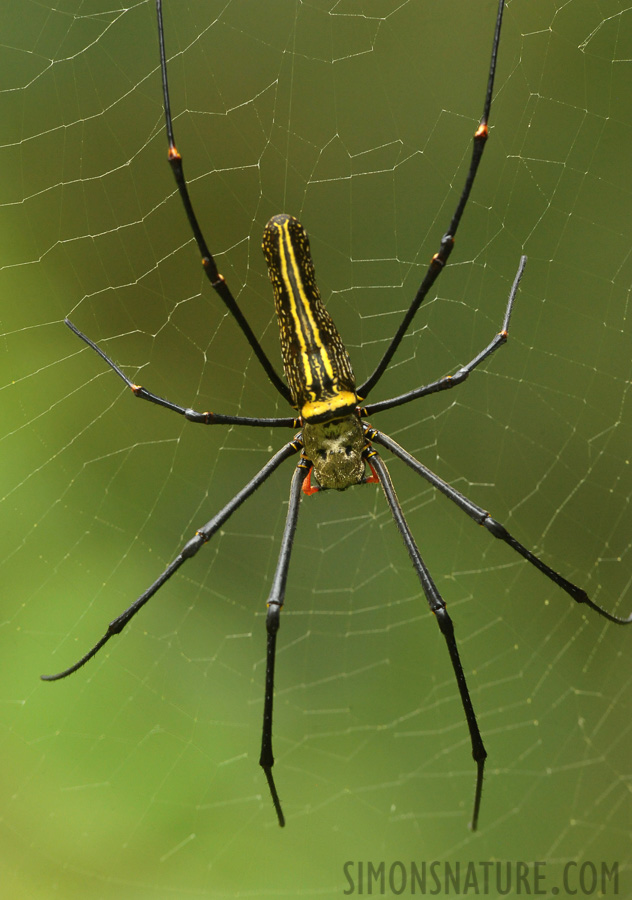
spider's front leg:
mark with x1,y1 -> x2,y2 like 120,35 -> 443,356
371,428 -> 632,627
259,456 -> 311,827
367,448 -> 487,830
42,438 -> 302,682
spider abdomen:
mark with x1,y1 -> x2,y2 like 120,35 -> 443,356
263,214 -> 365,490
262,214 -> 358,425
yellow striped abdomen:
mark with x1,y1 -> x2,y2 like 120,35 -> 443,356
262,214 -> 357,424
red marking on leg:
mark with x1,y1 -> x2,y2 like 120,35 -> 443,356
365,460 -> 379,485
302,467 -> 320,496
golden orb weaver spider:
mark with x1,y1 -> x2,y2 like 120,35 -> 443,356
43,0 -> 632,830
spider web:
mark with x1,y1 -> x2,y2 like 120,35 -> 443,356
1,0 -> 631,896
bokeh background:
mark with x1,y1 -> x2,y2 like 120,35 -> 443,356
1,0 -> 630,896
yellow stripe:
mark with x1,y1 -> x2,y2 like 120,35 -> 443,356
275,218 -> 336,395
301,392 -> 357,423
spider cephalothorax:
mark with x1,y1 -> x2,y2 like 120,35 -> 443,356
301,414 -> 366,490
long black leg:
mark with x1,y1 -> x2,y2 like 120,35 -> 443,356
259,457 -> 310,827
369,427 -> 632,626
358,0 -> 506,400
155,0 -> 291,405
42,437 -> 302,682
364,256 -> 526,417
66,319 -> 296,429
369,450 -> 486,830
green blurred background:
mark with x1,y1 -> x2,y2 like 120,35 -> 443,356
1,0 -> 630,896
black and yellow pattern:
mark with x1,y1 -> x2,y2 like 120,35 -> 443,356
262,214 -> 358,424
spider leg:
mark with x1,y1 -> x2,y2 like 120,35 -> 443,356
259,457 -> 310,828
155,0 -> 291,405
66,319 -> 296,428
363,256 -> 526,417
41,437 -> 301,682
358,0 -> 506,401
368,449 -> 486,830
370,427 -> 632,626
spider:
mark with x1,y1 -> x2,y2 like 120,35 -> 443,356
43,0 -> 631,830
